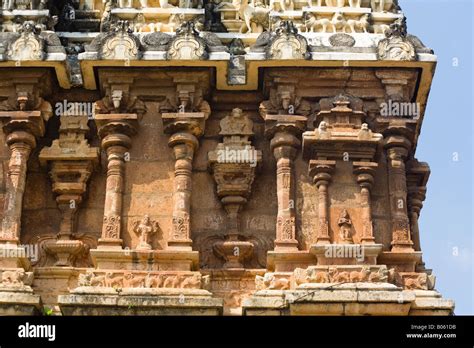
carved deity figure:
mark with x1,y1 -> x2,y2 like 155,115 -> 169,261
338,209 -> 353,243
219,108 -> 254,136
133,215 -> 159,250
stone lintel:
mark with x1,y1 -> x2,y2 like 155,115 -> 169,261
39,150 -> 99,168
58,291 -> 223,316
90,249 -> 199,271
94,113 -> 138,124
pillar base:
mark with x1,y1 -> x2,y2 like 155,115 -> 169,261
167,240 -> 193,252
267,250 -> 316,272
97,238 -> 123,250
378,251 -> 423,272
274,239 -> 299,252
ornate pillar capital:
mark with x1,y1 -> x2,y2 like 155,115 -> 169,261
309,160 -> 335,187
353,162 -> 377,190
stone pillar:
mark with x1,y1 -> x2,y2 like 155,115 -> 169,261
168,132 -> 198,250
309,160 -> 335,245
0,112 -> 44,246
96,114 -> 138,250
353,162 -> 378,244
274,150 -> 297,250
162,113 -> 207,251
263,115 -> 307,251
384,135 -> 414,252
407,186 -> 426,252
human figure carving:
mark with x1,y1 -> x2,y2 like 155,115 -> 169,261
338,209 -> 353,243
219,108 -> 254,136
133,215 -> 159,250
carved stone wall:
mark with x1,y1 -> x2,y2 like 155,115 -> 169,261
0,0 -> 453,316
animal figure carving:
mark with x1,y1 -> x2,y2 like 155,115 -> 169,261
373,24 -> 390,34
311,271 -> 330,283
256,273 -> 290,290
105,272 -> 124,288
349,267 -> 371,282
0,269 -> 33,286
405,274 -> 427,290
344,14 -> 369,33
144,274 -> 163,288
123,273 -> 145,288
239,0 -> 271,33
329,268 -> 350,283
305,12 -> 346,33
90,273 -> 106,287
181,274 -> 201,288
368,268 -> 388,282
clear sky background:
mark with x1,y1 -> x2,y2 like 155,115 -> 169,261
399,0 -> 473,315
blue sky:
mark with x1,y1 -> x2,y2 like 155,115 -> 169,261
400,0 -> 473,314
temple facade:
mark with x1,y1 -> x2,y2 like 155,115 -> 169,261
0,0 -> 454,315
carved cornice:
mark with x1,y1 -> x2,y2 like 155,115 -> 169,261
303,94 -> 382,162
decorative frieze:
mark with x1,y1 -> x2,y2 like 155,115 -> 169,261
77,270 -> 210,290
